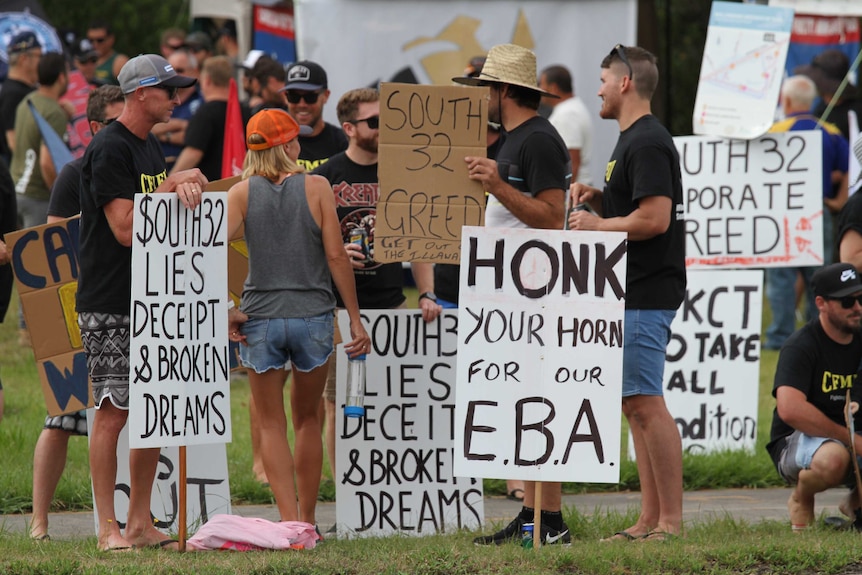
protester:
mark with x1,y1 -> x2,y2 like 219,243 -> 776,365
153,49 -> 203,170
87,20 -> 128,85
567,44 -> 686,542
76,54 -> 206,552
794,49 -> 862,140
0,31 -> 42,166
185,31 -> 213,69
452,44 -> 570,545
216,22 -> 240,60
283,60 -> 347,171
539,64 -> 594,185
764,75 -> 849,350
226,107 -> 369,528
250,57 -> 287,114
238,49 -> 265,109
766,262 -> 862,530
29,85 -> 125,541
312,88 -> 441,493
170,55 -> 251,181
159,28 -> 187,59
72,39 -> 102,87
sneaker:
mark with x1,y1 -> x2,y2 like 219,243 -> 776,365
473,515 -> 524,545
539,521 -> 572,546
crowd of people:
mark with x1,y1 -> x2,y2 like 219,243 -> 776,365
0,15 -> 861,550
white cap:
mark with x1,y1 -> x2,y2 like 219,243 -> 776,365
240,50 -> 265,70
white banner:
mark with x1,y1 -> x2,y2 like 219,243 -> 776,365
335,309 -> 484,538
294,0 -> 636,190
693,2 -> 794,139
661,270 -> 763,455
677,131 -> 825,269
89,414 -> 231,536
454,227 -> 627,483
129,193 -> 232,448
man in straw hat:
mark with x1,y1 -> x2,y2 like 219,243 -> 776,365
77,54 -> 208,552
453,43 -> 572,546
568,45 -> 685,541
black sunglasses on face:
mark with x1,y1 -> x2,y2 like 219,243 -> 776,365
349,115 -> 380,130
609,43 -> 634,79
285,90 -> 322,104
100,117 -> 118,126
827,295 -> 862,309
151,84 -> 179,99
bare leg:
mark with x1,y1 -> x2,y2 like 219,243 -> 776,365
249,367 -> 298,521
249,395 -> 267,484
792,441 -> 850,529
125,446 -> 173,548
521,481 -> 562,512
506,479 -> 525,500
30,428 -> 72,538
622,395 -> 683,535
291,363 -> 327,525
89,402 -> 132,551
325,399 -> 336,478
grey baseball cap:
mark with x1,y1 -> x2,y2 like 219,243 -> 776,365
118,54 -> 197,94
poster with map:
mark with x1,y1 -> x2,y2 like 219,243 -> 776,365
693,1 -> 794,139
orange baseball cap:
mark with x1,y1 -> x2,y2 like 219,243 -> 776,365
246,108 -> 312,151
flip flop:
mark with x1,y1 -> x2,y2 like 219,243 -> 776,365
506,488 -> 525,502
134,539 -> 179,550
30,534 -> 50,542
600,530 -> 639,542
640,530 -> 678,542
100,545 -> 133,552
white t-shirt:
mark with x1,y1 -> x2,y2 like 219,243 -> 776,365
548,96 -> 593,185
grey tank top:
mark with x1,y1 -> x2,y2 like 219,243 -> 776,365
241,174 -> 336,318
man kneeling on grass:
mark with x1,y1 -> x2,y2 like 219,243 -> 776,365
766,262 -> 862,531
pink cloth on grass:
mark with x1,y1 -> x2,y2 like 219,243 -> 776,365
186,515 -> 320,551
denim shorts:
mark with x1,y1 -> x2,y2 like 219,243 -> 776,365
777,430 -> 857,484
622,309 -> 676,397
240,313 -> 334,373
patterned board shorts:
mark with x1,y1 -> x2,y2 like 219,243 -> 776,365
78,312 -> 131,410
44,410 -> 88,435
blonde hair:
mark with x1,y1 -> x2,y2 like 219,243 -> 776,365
242,133 -> 305,180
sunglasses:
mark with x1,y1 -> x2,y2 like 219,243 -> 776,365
150,84 -> 179,99
349,115 -> 380,130
827,295 -> 862,309
100,117 -> 119,126
78,56 -> 98,65
285,90 -> 322,104
88,36 -> 108,44
609,43 -> 634,79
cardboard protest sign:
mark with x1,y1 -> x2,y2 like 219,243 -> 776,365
129,192 -> 232,449
376,83 -> 487,264
693,1 -> 794,139
334,309 -> 483,538
90,414 -> 231,537
659,270 -> 762,455
453,227 -> 627,483
7,217 -> 91,415
678,131 -> 825,269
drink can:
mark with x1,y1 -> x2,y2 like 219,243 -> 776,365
349,227 -> 369,261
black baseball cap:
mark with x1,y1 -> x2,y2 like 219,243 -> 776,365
284,61 -> 327,91
812,263 -> 862,298
8,31 -> 41,54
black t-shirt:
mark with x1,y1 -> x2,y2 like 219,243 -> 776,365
77,122 -> 167,314
813,94 -> 862,139
837,190 -> 862,257
312,151 -> 405,309
766,319 -> 862,465
297,122 -> 348,172
47,157 -> 84,218
185,99 -> 251,182
0,160 -> 15,320
0,78 -> 35,165
602,114 -> 685,310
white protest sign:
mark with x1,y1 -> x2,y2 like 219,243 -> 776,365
678,131 -> 825,269
454,227 -> 627,483
693,1 -> 794,139
129,193 -> 231,448
89,413 -> 231,536
335,309 -> 483,538
648,270 -> 762,455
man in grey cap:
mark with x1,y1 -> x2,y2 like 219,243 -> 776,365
77,53 -> 208,552
767,262 -> 862,531
283,60 -> 346,171
0,31 -> 42,165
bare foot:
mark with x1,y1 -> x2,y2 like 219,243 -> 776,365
98,532 -> 134,552
787,491 -> 814,531
839,488 -> 860,518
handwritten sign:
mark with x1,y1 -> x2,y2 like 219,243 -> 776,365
453,227 -> 627,483
89,415 -> 231,536
659,270 -> 762,454
376,83 -> 488,264
677,131 -> 824,269
334,309 -> 483,538
129,193 -> 231,448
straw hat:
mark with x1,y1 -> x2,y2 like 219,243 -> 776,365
452,44 -> 557,98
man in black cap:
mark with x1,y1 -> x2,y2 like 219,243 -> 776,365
77,53 -> 208,552
283,60 -> 346,171
766,262 -> 862,531
795,48 -> 862,140
0,31 -> 41,166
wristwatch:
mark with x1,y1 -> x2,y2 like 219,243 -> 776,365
418,291 -> 437,303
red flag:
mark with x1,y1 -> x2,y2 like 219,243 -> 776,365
222,78 -> 246,179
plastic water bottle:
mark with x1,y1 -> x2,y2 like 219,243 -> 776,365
344,353 -> 366,418
521,523 -> 534,549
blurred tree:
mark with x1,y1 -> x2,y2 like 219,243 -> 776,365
39,0 -> 189,57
